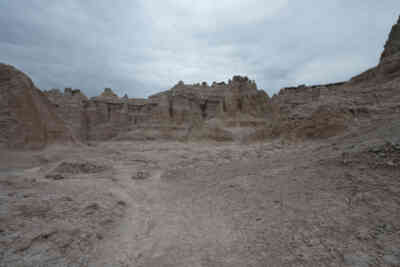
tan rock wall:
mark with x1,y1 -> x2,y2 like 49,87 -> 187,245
42,76 -> 270,142
0,64 -> 73,149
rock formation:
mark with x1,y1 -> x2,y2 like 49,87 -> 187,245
0,64 -> 74,149
1,16 -> 400,148
381,16 -> 400,60
266,16 -> 400,140
99,88 -> 118,99
44,88 -> 88,140
351,16 -> 400,83
41,76 -> 270,142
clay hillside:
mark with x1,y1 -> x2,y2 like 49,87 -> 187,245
1,15 -> 400,267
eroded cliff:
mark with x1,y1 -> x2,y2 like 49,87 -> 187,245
43,76 -> 271,142
0,64 -> 74,149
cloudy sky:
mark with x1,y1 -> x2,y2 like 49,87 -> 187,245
0,1 -> 398,97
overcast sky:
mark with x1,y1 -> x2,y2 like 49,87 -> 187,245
0,1 -> 399,97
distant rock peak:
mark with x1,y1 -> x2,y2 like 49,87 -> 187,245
380,15 -> 400,60
100,88 -> 118,98
168,75 -> 259,95
45,88 -> 88,100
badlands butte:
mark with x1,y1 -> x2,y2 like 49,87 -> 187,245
0,16 -> 400,267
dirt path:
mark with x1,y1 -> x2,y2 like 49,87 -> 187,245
87,142 -> 334,266
1,140 -> 400,266
88,141 -> 400,266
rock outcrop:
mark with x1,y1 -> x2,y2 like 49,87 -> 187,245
381,16 -> 400,60
2,16 -> 400,147
99,88 -> 118,99
265,16 -> 400,140
0,64 -> 74,149
351,16 -> 400,83
42,76 -> 271,142
44,88 -> 88,140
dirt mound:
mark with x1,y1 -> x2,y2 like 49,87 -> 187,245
51,160 -> 109,174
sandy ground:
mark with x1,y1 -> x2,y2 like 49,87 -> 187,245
1,132 -> 400,266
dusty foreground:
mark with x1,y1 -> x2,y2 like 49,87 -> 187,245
1,130 -> 400,266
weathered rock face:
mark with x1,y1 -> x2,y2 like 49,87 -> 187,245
267,82 -> 351,139
0,64 -> 73,149
351,17 -> 400,83
43,77 -> 271,142
44,88 -> 88,140
381,16 -> 400,60
150,75 -> 270,121
263,16 -> 400,140
99,88 -> 118,99
268,44 -> 400,139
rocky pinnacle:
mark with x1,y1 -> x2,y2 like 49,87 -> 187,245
380,15 -> 400,61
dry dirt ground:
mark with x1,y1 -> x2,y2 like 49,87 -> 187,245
1,125 -> 400,266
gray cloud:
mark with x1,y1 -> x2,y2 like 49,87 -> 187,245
0,1 -> 398,97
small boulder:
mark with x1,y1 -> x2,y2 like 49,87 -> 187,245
45,174 -> 65,180
132,171 -> 150,180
